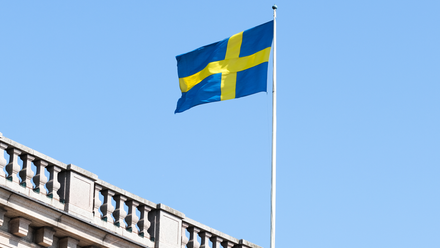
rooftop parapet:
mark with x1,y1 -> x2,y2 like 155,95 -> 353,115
0,133 -> 261,248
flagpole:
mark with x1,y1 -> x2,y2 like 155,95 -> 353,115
270,5 -> 277,248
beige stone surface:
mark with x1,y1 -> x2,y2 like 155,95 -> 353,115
8,218 -> 31,238
35,227 -> 55,247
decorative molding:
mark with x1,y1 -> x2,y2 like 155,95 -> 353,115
59,237 -> 79,248
35,227 -> 56,247
9,217 -> 32,237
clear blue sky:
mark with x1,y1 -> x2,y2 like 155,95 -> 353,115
1,1 -> 439,248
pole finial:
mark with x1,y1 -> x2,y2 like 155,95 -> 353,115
272,4 -> 277,10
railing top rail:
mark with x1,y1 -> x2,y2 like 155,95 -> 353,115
96,178 -> 157,208
238,239 -> 263,248
183,217 -> 238,242
0,132 -> 157,208
157,203 -> 185,218
67,163 -> 99,180
0,133 -> 68,170
182,217 -> 262,248
0,133 -> 99,180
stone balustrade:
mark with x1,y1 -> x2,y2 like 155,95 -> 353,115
181,218 -> 261,248
0,134 -> 68,210
0,132 -> 261,248
93,178 -> 156,242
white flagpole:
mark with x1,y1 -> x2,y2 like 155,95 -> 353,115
270,5 -> 277,248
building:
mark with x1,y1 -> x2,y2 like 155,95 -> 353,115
0,133 -> 260,248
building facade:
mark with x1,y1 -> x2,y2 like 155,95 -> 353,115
0,133 -> 260,248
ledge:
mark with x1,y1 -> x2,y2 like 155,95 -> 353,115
67,164 -> 98,181
156,203 -> 185,219
239,239 -> 263,248
95,179 -> 157,209
0,136 -> 68,170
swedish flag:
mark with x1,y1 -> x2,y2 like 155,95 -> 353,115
175,21 -> 274,113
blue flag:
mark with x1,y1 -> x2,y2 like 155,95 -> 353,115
175,21 -> 274,113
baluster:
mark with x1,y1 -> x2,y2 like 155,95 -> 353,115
125,200 -> 139,232
210,236 -> 223,248
237,240 -> 251,248
181,223 -> 190,248
34,160 -> 48,194
137,205 -> 152,238
0,143 -> 8,179
187,227 -> 201,248
200,232 -> 212,248
221,240 -> 235,248
113,195 -> 127,227
99,189 -> 115,222
46,165 -> 61,199
93,185 -> 103,218
6,148 -> 22,183
19,154 -> 35,188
